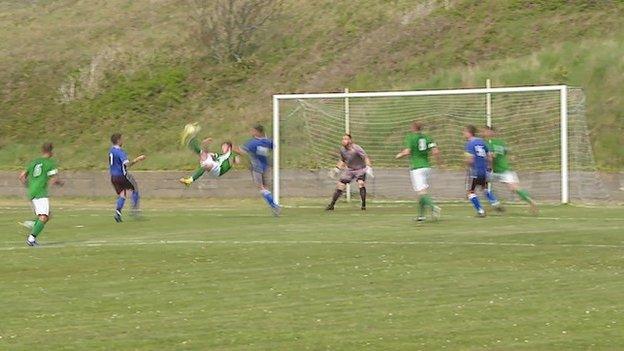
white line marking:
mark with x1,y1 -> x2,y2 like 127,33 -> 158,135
1,239 -> 623,252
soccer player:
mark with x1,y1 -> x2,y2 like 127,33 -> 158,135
109,133 -> 146,222
463,125 -> 500,217
325,134 -> 373,211
178,125 -> 240,185
482,126 -> 538,214
235,124 -> 281,216
18,142 -> 64,246
395,121 -> 442,221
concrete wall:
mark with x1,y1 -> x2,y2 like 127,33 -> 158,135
1,170 -> 622,202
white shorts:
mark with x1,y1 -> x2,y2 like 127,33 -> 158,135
492,171 -> 519,184
32,198 -> 50,216
410,168 -> 431,192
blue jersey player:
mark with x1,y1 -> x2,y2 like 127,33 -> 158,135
109,133 -> 146,222
463,125 -> 500,217
235,124 -> 281,216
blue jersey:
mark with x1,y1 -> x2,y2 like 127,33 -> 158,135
243,137 -> 273,172
464,137 -> 489,177
109,146 -> 129,176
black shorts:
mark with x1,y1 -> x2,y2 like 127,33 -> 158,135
111,174 -> 137,195
467,176 -> 488,192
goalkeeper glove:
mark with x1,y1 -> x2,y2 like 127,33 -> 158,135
365,166 -> 375,178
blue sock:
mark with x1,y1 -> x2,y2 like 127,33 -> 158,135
116,197 -> 126,212
485,189 -> 499,205
131,191 -> 140,209
261,189 -> 277,208
469,194 -> 482,211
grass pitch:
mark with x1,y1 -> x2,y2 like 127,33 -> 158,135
1,198 -> 623,350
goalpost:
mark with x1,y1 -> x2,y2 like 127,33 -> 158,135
272,85 -> 606,205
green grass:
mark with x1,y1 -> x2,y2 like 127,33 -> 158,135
1,198 -> 623,350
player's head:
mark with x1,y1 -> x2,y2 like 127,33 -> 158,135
111,133 -> 123,146
251,124 -> 264,138
482,125 -> 495,138
341,133 -> 353,147
411,121 -> 423,132
221,141 -> 233,153
42,142 -> 54,157
463,125 -> 477,139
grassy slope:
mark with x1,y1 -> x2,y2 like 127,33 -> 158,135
1,199 -> 623,350
0,0 -> 622,170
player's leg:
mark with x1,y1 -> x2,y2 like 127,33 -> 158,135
412,168 -> 440,221
111,176 -> 128,222
125,173 -> 141,214
484,184 -> 503,211
356,172 -> 367,210
503,172 -> 538,214
326,172 -> 351,211
26,198 -> 50,246
180,151 -> 213,186
254,170 -> 280,215
467,177 -> 486,217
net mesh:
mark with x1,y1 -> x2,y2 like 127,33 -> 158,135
278,88 -> 609,202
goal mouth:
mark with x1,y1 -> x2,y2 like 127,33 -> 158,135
272,85 -> 609,204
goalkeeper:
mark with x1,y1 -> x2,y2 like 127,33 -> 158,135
325,134 -> 373,211
482,126 -> 538,214
179,123 -> 240,186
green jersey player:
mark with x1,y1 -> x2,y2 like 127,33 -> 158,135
179,123 -> 240,186
18,143 -> 64,246
395,121 -> 442,221
483,126 -> 538,214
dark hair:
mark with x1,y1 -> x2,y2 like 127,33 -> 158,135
344,133 -> 352,139
42,142 -> 54,153
465,125 -> 477,136
252,124 -> 264,134
484,125 -> 495,131
412,121 -> 423,131
111,133 -> 122,144
222,140 -> 233,148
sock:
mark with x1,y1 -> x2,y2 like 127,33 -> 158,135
28,234 -> 36,243
418,197 -> 426,217
329,189 -> 343,207
261,189 -> 277,208
31,219 -> 45,237
116,197 -> 126,212
421,194 -> 435,209
359,187 -> 366,207
131,191 -> 140,209
485,189 -> 499,206
516,189 -> 532,203
469,194 -> 483,212
191,167 -> 205,181
188,137 -> 202,154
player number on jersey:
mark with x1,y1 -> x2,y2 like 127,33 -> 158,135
33,163 -> 43,177
418,138 -> 427,151
256,146 -> 269,157
109,153 -> 113,166
475,145 -> 487,157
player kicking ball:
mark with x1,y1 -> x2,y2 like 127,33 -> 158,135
463,125 -> 502,217
482,126 -> 538,215
18,143 -> 64,246
395,121 -> 442,222
325,134 -> 373,211
178,122 -> 240,185
109,133 -> 146,223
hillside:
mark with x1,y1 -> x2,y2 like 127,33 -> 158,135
0,0 -> 622,170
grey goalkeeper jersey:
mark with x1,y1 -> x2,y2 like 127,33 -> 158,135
340,144 -> 368,170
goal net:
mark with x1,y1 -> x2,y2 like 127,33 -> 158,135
272,86 -> 609,204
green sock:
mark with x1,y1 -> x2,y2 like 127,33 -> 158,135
421,194 -> 435,209
191,167 -> 205,181
418,197 -> 426,217
516,189 -> 532,203
188,137 -> 202,154
31,219 -> 45,237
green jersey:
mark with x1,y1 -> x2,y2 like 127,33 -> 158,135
25,157 -> 58,199
404,132 -> 436,169
214,151 -> 236,176
487,138 -> 511,173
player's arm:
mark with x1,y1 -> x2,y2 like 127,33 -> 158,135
18,170 -> 28,185
126,155 -> 147,168
432,147 -> 443,166
49,174 -> 64,187
464,152 -> 474,167
395,148 -> 410,159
